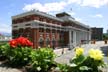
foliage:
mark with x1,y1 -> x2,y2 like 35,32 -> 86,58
103,34 -> 108,40
30,48 -> 56,72
0,37 -> 33,67
69,47 -> 105,72
57,64 -> 69,72
7,46 -> 32,67
1,37 -> 106,72
0,43 -> 9,60
0,37 -> 57,71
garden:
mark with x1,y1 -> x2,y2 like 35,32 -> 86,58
0,37 -> 107,72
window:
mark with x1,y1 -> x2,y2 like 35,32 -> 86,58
25,24 -> 31,26
13,26 -> 18,28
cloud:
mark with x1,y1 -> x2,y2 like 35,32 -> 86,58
90,14 -> 103,18
75,18 -> 82,21
0,23 -> 11,33
68,12 -> 76,16
23,1 -> 67,12
67,0 -> 82,4
67,0 -> 108,8
81,0 -> 108,8
23,0 -> 108,13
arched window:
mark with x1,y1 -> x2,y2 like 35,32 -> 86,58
38,37 -> 44,47
45,37 -> 50,47
52,38 -> 56,49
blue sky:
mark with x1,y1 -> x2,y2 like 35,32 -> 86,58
0,0 -> 108,33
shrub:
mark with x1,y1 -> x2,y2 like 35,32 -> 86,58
57,64 -> 69,72
30,48 -> 56,72
0,43 -> 9,61
69,48 -> 105,72
0,37 -> 33,67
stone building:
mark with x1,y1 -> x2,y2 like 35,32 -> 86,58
12,10 -> 91,48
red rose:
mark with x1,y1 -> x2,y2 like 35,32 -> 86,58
16,37 -> 33,47
9,39 -> 17,48
16,37 -> 27,46
9,37 -> 33,48
25,39 -> 33,46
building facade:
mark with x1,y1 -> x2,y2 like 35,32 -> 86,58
12,10 -> 91,48
91,27 -> 103,40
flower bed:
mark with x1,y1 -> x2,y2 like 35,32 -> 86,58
0,37 -> 106,72
68,48 -> 106,72
0,37 -> 33,67
0,37 -> 57,72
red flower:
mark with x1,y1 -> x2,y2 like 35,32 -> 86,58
9,37 -> 33,48
16,37 -> 27,46
25,39 -> 33,46
9,39 -> 17,48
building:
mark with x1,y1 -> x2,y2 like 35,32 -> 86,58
107,30 -> 108,33
12,10 -> 91,48
0,33 -> 12,41
91,27 -> 103,40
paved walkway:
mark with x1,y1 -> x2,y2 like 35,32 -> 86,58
54,41 -> 108,71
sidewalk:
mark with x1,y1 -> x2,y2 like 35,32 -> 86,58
54,41 -> 108,71
54,48 -> 70,56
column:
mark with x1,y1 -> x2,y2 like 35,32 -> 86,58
43,29 -> 46,47
69,30 -> 72,49
33,28 -> 39,48
32,28 -> 36,48
36,28 -> 39,48
73,31 -> 76,47
55,30 -> 58,48
89,32 -> 91,41
50,30 -> 52,48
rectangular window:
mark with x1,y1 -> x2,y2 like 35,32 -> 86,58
25,24 -> 31,26
13,26 -> 18,28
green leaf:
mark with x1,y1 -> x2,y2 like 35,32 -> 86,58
24,58 -> 28,61
73,55 -> 86,65
79,66 -> 91,70
37,67 -> 41,71
69,63 -> 77,67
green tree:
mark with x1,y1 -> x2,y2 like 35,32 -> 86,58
103,34 -> 108,40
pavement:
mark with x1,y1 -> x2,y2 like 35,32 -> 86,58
54,41 -> 108,71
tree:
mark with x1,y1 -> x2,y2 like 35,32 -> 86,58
103,33 -> 108,40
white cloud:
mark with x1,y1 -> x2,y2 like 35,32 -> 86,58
67,0 -> 82,4
75,18 -> 82,21
90,14 -> 103,18
23,0 -> 108,13
0,23 -> 11,33
68,12 -> 76,16
66,0 -> 108,8
23,1 -> 67,12
81,0 -> 108,8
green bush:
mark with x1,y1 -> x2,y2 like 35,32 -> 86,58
0,37 -> 33,67
30,48 -> 56,72
0,43 -> 9,60
68,48 -> 105,72
0,44 -> 32,67
57,64 -> 69,72
7,46 -> 32,67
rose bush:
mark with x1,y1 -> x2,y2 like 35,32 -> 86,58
0,37 -> 33,67
9,37 -> 33,48
0,37 -> 57,71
